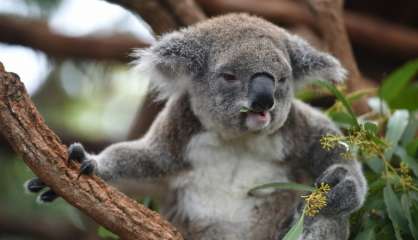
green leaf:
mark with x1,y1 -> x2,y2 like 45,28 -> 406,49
354,227 -> 376,240
401,194 -> 418,239
395,147 -> 418,177
97,226 -> 119,239
402,114 -> 418,147
283,214 -> 304,240
328,111 -> 357,127
248,182 -> 315,196
140,196 -> 152,208
406,140 -> 418,158
385,110 -> 410,159
240,106 -> 250,112
389,83 -> 418,111
364,122 -> 379,134
383,184 -> 409,236
314,80 -> 360,129
366,156 -> 384,174
379,59 -> 418,103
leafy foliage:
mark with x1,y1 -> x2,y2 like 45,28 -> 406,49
252,59 -> 418,240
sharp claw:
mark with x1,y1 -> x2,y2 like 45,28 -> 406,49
68,142 -> 86,163
24,178 -> 46,193
38,189 -> 59,203
77,161 -> 95,179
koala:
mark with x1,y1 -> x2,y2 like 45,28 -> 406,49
25,14 -> 367,240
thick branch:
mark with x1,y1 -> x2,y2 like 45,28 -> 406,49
197,0 -> 418,59
0,62 -> 183,240
0,15 -> 150,62
305,0 -> 373,113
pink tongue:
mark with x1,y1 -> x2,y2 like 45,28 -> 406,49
254,111 -> 268,121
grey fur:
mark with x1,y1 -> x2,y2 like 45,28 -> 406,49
68,14 -> 366,239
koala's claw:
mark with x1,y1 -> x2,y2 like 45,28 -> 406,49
77,160 -> 96,179
68,142 -> 87,163
38,189 -> 59,203
25,178 -> 46,193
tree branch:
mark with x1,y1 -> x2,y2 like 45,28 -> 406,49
0,15 -> 150,62
0,62 -> 183,240
107,0 -> 179,35
196,0 -> 418,59
304,0 -> 374,113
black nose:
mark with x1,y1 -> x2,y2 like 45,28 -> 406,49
248,73 -> 275,112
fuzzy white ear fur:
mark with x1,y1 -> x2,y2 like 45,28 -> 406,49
132,49 -> 191,101
131,31 -> 206,100
286,33 -> 347,88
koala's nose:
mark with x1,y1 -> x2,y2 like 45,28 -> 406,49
248,73 -> 275,112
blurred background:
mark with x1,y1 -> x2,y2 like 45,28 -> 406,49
0,0 -> 417,239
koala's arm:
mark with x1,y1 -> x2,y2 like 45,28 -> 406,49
290,101 -> 367,216
73,94 -> 201,182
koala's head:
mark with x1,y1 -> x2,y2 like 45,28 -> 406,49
135,14 -> 346,138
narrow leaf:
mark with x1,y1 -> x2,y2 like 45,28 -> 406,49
401,194 -> 418,239
354,227 -> 376,240
383,185 -> 409,235
385,110 -> 409,159
379,59 -> 418,103
283,214 -> 304,240
315,81 -> 360,129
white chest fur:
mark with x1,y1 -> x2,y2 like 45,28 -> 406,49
172,132 -> 289,223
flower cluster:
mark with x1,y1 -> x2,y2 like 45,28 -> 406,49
320,127 -> 386,159
399,162 -> 415,191
302,183 -> 331,217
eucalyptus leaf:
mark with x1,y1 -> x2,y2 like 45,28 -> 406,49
283,214 -> 304,240
354,227 -> 375,240
401,194 -> 418,239
315,80 -> 360,129
383,185 -> 409,234
379,59 -> 418,103
329,111 -> 357,127
97,226 -> 119,239
385,110 -> 409,159
364,122 -> 378,134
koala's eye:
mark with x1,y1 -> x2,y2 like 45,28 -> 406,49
220,73 -> 238,82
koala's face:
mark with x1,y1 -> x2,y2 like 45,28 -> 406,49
189,36 -> 293,136
136,14 -> 346,138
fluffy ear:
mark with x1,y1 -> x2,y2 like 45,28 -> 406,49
286,34 -> 347,86
133,31 -> 207,99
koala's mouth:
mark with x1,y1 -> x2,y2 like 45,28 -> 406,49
244,110 -> 272,130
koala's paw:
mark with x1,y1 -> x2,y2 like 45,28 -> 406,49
24,178 -> 59,203
23,143 -> 96,203
315,165 -> 363,216
68,143 -> 97,179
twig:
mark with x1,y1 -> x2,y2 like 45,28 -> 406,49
0,62 -> 183,240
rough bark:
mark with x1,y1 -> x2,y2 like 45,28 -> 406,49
0,15 -> 150,62
0,62 -> 183,240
